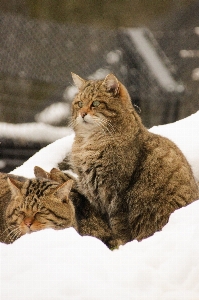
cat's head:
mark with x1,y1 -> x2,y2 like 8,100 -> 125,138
5,176 -> 75,243
71,73 -> 133,135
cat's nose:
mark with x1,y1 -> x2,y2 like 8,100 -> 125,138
24,217 -> 33,228
80,111 -> 87,118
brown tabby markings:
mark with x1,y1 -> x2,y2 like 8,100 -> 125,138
68,73 -> 199,246
0,172 -> 75,244
35,166 -> 116,249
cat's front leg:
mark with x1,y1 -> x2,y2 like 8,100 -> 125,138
108,200 -> 132,246
69,190 -> 120,250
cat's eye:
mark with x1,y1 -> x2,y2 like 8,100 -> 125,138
78,101 -> 83,108
92,100 -> 100,107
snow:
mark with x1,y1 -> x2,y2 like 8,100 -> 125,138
2,201 -> 199,300
192,68 -> 199,81
106,50 -> 122,64
63,85 -> 78,101
35,102 -> 71,125
0,122 -> 72,143
194,27 -> 199,35
11,133 -> 75,178
1,110 -> 199,299
88,68 -> 110,80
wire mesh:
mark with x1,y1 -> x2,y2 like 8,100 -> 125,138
0,12 -> 189,128
0,13 -> 198,132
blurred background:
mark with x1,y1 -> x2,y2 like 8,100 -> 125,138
0,0 -> 199,172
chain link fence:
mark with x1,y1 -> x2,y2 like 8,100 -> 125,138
0,13 -> 187,125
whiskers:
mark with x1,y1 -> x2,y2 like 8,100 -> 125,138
1,224 -> 22,243
68,114 -> 116,137
68,117 -> 78,130
93,116 -> 116,136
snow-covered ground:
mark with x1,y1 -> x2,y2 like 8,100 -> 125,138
0,122 -> 72,143
1,110 -> 199,299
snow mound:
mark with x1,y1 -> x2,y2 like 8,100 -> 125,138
1,199 -> 199,299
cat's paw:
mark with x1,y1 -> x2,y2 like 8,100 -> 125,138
105,238 -> 123,251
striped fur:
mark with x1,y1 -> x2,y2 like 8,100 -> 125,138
0,173 -> 75,244
34,166 -> 118,250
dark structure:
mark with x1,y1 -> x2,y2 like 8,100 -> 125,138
0,138 -> 46,172
152,1 -> 199,120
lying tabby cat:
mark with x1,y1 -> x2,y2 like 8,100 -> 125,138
62,73 -> 199,246
0,172 -> 75,244
34,166 -> 116,249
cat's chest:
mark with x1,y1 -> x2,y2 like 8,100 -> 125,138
72,143 -> 106,177
72,137 -> 104,164
72,140 -> 128,210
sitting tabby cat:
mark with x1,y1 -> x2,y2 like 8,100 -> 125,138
0,172 -> 75,244
62,73 -> 199,246
34,166 -> 116,249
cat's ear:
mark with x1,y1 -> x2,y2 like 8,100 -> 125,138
7,177 -> 23,197
54,179 -> 73,200
50,168 -> 71,183
34,166 -> 51,179
71,73 -> 85,90
103,74 -> 119,96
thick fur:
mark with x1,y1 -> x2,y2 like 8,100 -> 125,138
35,167 -> 117,249
69,73 -> 199,246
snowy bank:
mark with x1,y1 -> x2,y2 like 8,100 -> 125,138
1,199 -> 199,300
0,122 -> 72,143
